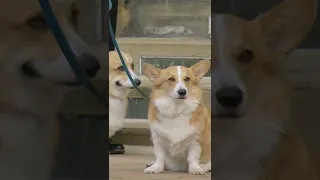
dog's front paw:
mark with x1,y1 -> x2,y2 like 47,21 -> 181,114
200,162 -> 211,173
144,164 -> 164,174
146,161 -> 154,168
188,164 -> 205,175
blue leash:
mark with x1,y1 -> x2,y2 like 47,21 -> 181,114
109,0 -> 112,10
39,0 -> 148,109
108,1 -> 148,98
39,0 -> 109,108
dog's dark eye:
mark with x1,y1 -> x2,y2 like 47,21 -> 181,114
117,66 -> 124,71
185,77 -> 190,81
131,64 -> 134,70
26,13 -> 48,31
168,77 -> 175,82
237,49 -> 253,63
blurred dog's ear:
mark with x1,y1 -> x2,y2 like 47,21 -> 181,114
257,0 -> 317,56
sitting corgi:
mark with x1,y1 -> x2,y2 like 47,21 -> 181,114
109,51 -> 141,138
143,60 -> 211,175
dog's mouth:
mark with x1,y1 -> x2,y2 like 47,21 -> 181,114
21,62 -> 84,87
212,112 -> 243,120
116,81 -> 122,87
115,81 -> 134,89
56,81 -> 82,87
175,96 -> 187,100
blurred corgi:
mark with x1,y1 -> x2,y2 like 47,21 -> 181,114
109,51 -> 141,137
143,60 -> 211,175
209,0 -> 318,179
0,0 -> 101,179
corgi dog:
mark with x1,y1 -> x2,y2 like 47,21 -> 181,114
209,0 -> 319,179
0,0 -> 101,179
109,51 -> 141,137
143,60 -> 211,175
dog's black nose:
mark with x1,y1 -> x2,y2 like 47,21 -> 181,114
178,89 -> 187,96
78,54 -> 101,77
216,86 -> 243,108
134,79 -> 141,86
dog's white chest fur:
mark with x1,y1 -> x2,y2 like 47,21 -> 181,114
212,116 -> 282,179
150,97 -> 200,171
153,113 -> 197,149
109,96 -> 127,137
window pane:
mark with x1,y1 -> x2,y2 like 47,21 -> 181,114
116,0 -> 211,38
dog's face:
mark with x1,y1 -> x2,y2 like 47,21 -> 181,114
0,0 -> 101,87
211,0 -> 317,118
109,51 -> 140,96
143,60 -> 210,100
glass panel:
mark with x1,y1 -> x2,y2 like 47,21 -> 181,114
78,0 -> 319,46
126,98 -> 149,119
116,0 -> 211,38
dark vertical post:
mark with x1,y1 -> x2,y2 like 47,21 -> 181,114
101,0 -> 108,44
109,0 -> 118,51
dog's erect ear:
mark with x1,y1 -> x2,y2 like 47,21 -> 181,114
190,60 -> 210,80
143,64 -> 161,82
257,0 -> 317,56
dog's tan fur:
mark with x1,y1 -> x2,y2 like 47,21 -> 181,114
109,51 -> 140,137
0,0 -> 101,179
211,0 -> 318,179
109,51 -> 136,95
143,61 -> 211,175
